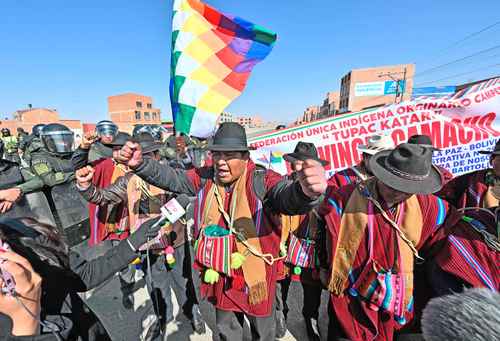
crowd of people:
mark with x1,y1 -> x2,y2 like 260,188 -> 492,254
0,119 -> 498,341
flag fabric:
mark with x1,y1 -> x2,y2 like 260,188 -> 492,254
270,151 -> 283,164
170,0 -> 277,137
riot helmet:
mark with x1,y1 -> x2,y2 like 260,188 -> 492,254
32,124 -> 46,138
1,128 -> 11,137
96,120 -> 118,144
133,124 -> 152,137
40,123 -> 74,155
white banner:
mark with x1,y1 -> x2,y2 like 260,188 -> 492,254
249,78 -> 500,178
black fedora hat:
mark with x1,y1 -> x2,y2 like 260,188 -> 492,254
408,134 -> 440,151
136,132 -> 163,154
284,142 -> 329,166
103,132 -> 131,147
369,143 -> 442,194
207,122 -> 255,152
478,139 -> 500,155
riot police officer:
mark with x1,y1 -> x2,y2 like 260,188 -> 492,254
88,120 -> 119,162
0,141 -> 54,224
1,128 -> 21,164
31,123 -> 90,246
19,123 -> 45,166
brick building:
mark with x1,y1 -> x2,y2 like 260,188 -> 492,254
339,63 -> 415,113
0,108 -> 84,139
318,91 -> 340,119
108,93 -> 161,133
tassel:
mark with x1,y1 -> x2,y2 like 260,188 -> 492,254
204,268 -> 219,284
230,252 -> 246,269
328,274 -> 346,296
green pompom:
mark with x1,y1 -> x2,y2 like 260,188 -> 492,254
231,252 -> 246,269
293,266 -> 302,275
204,268 -> 220,284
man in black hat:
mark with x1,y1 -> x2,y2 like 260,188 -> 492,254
274,142 -> 327,340
320,143 -> 461,341
440,138 -> 500,209
116,122 -> 327,341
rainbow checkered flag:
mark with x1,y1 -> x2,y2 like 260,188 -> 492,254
170,0 -> 277,137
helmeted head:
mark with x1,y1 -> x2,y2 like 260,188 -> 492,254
32,124 -> 46,138
95,120 -> 118,144
40,123 -> 74,156
1,128 -> 11,137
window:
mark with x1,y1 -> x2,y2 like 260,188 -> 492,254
144,112 -> 151,121
152,112 -> 157,120
135,111 -> 141,120
147,103 -> 152,109
136,101 -> 142,108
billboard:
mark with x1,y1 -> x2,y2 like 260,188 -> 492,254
354,80 -> 406,97
412,86 -> 456,99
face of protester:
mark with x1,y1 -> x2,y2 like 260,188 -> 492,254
100,135 -> 114,144
212,151 -> 249,185
491,155 -> 500,176
376,180 -> 412,208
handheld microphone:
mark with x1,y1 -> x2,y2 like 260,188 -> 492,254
422,288 -> 500,341
139,194 -> 191,251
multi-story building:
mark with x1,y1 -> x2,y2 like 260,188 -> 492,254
339,63 -> 415,113
295,105 -> 320,125
318,91 -> 340,119
218,112 -> 234,123
1,108 -> 84,139
108,93 -> 161,133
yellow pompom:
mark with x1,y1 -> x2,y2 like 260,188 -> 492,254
204,268 -> 220,284
231,252 -> 246,269
166,254 -> 176,265
131,257 -> 141,265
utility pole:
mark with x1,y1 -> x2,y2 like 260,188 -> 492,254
378,68 -> 407,104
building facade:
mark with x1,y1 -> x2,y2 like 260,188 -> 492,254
1,108 -> 84,139
339,63 -> 415,113
318,91 -> 340,119
108,93 -> 161,133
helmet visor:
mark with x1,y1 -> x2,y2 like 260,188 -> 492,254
96,124 -> 118,138
42,132 -> 74,154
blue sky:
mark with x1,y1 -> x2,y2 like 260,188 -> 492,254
1,0 -> 500,124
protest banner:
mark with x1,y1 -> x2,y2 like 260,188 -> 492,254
249,77 -> 500,178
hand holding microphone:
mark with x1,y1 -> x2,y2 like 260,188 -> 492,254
127,195 -> 191,251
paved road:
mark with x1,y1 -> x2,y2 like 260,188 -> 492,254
165,280 -> 331,341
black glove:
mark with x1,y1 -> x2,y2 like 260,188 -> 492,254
127,216 -> 163,250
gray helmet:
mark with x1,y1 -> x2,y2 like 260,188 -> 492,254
40,123 -> 74,155
96,120 -> 118,138
32,124 -> 46,138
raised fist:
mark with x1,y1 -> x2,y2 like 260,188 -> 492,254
80,132 -> 99,150
297,159 -> 327,199
75,166 -> 95,189
116,141 -> 143,169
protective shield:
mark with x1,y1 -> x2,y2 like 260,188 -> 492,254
50,182 -> 90,246
3,191 -> 56,227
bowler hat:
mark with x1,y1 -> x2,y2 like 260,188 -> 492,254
369,143 -> 442,194
207,122 -> 255,152
283,142 -> 329,166
478,139 -> 500,156
357,135 -> 395,155
103,132 -> 131,147
408,134 -> 440,151
136,133 -> 163,154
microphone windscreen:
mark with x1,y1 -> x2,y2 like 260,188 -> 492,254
422,288 -> 500,341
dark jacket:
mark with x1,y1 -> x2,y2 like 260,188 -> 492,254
0,238 -> 139,340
